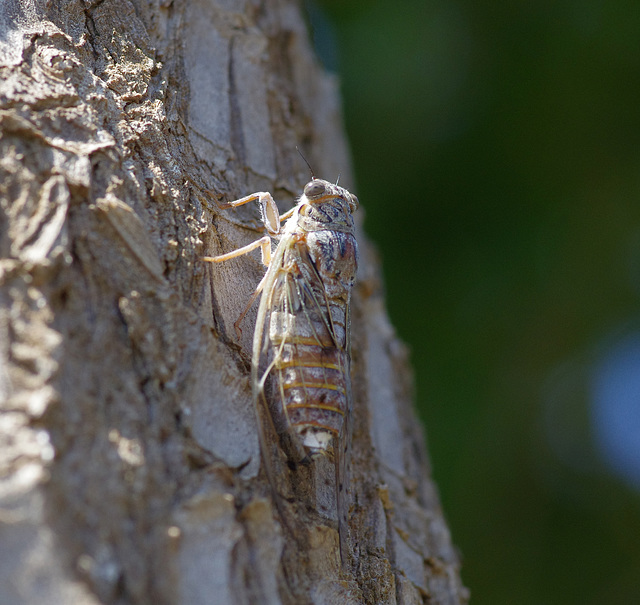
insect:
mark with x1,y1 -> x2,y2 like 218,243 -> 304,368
202,177 -> 359,564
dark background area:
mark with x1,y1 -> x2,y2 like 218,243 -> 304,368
311,1 -> 640,603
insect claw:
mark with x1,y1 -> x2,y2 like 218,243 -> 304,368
233,323 -> 243,340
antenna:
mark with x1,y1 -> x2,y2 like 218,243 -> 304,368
296,146 -> 315,179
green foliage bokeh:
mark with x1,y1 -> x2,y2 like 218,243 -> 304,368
314,1 -> 640,602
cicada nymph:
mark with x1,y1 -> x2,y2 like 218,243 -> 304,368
203,178 -> 359,564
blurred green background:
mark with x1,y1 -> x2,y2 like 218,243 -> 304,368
311,1 -> 640,603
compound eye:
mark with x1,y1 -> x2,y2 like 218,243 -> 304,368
304,180 -> 326,199
348,194 -> 359,213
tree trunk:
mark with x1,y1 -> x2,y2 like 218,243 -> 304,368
0,1 -> 467,603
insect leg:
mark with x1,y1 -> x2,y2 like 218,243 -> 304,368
228,270 -> 270,339
278,206 -> 296,222
202,235 -> 273,267
219,192 -> 281,236
202,238 -> 274,338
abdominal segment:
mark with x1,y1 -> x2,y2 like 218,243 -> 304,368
269,314 -> 349,448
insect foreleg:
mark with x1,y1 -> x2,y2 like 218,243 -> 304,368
219,191 -> 281,236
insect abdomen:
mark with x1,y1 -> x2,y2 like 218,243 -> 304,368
270,303 -> 350,450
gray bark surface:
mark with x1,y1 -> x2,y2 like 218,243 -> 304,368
0,1 -> 468,603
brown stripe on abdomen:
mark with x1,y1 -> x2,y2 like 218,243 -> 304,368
273,341 -> 349,437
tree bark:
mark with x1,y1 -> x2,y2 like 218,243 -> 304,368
0,1 -> 467,603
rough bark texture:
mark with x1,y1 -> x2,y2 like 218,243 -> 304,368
0,1 -> 468,603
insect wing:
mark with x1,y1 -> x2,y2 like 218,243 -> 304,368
288,244 -> 354,563
335,300 -> 353,564
251,232 -> 353,558
251,236 -> 291,482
